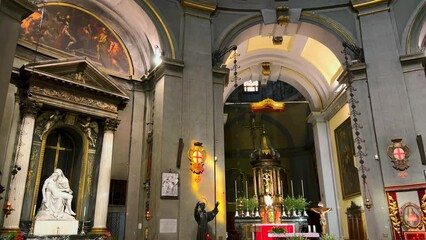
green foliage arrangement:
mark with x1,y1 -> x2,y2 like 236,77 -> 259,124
247,196 -> 258,212
286,236 -> 307,240
319,234 -> 340,240
293,196 -> 310,212
282,196 -> 295,211
269,227 -> 287,234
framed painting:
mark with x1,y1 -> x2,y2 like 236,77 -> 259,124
161,172 -> 179,199
401,203 -> 422,229
335,118 -> 361,199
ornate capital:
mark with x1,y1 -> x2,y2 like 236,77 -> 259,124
20,100 -> 42,117
103,118 -> 120,132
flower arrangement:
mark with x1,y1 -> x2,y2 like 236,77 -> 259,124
4,231 -> 24,240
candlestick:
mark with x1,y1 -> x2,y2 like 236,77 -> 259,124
281,180 -> 283,196
313,225 -> 316,232
83,206 -> 86,218
235,181 -> 237,200
301,179 -> 304,198
291,180 -> 294,197
308,225 -> 311,233
245,181 -> 248,198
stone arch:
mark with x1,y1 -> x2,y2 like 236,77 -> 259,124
402,2 -> 426,54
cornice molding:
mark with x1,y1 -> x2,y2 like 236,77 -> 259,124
0,0 -> 36,21
351,0 -> 390,10
181,0 -> 216,13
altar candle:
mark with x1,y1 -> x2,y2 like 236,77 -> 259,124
84,206 -> 86,218
291,180 -> 294,197
33,205 -> 36,217
313,225 -> 316,232
235,181 -> 237,200
245,181 -> 248,198
308,225 -> 311,233
301,179 -> 304,198
281,180 -> 284,196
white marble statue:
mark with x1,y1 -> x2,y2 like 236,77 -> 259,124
36,168 -> 76,220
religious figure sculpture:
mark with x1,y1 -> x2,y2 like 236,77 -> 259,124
36,168 -> 76,220
79,116 -> 99,147
36,110 -> 64,139
194,201 -> 219,240
311,202 -> 332,234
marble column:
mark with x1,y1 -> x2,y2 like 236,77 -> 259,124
92,118 -> 120,234
2,101 -> 41,232
0,0 -> 36,127
307,112 -> 341,236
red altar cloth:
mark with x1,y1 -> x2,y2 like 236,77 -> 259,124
252,223 -> 295,240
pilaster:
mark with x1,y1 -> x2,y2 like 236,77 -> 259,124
306,112 -> 341,237
0,0 -> 36,128
1,100 -> 41,232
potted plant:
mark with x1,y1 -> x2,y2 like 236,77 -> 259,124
282,196 -> 295,216
247,197 -> 258,216
293,196 -> 310,215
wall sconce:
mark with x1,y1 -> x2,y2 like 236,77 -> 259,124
188,142 -> 207,182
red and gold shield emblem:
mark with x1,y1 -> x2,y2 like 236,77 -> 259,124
188,142 -> 207,175
387,139 -> 410,171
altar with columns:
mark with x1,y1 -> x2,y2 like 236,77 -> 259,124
0,58 -> 128,238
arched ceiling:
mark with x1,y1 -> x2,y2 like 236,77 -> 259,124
223,22 -> 346,111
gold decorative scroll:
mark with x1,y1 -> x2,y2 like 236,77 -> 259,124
250,98 -> 285,112
31,86 -> 117,112
421,192 -> 426,226
387,194 -> 401,235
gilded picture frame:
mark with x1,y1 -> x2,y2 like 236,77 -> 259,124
335,118 -> 361,199
401,202 -> 422,229
160,172 -> 179,199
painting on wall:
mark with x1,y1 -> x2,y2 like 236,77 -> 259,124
335,118 -> 361,199
20,2 -> 132,75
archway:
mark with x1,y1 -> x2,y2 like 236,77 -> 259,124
221,20 -> 351,238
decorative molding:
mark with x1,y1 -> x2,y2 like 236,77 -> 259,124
31,86 -> 117,113
357,7 -> 389,17
352,0 -> 390,10
181,0 -> 216,13
387,194 -> 402,235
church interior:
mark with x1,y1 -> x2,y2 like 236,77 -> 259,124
0,0 -> 425,239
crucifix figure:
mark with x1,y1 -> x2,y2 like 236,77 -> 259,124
243,113 -> 263,149
311,202 -> 332,234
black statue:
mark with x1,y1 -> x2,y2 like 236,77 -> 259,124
194,201 -> 219,240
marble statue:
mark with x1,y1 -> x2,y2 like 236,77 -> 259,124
36,168 -> 76,220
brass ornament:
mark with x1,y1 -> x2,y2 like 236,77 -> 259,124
387,139 -> 410,172
387,194 -> 401,235
3,202 -> 14,217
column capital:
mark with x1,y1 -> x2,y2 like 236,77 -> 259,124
20,100 -> 42,117
306,112 -> 326,125
103,118 -> 120,132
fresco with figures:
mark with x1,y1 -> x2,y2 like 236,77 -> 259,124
20,3 -> 132,75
